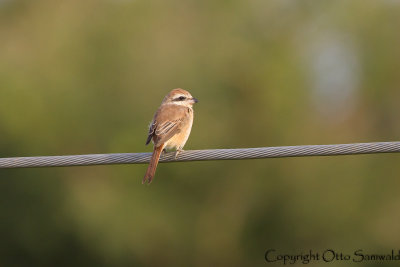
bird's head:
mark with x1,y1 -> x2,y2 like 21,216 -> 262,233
162,88 -> 198,107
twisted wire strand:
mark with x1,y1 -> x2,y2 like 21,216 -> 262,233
0,141 -> 399,169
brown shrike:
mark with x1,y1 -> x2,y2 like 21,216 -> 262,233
143,88 -> 198,184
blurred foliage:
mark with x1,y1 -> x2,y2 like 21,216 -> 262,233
1,0 -> 400,266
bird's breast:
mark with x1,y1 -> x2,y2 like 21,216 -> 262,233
164,109 -> 193,150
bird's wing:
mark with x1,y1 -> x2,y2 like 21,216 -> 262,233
145,121 -> 156,145
154,118 -> 183,145
150,105 -> 189,146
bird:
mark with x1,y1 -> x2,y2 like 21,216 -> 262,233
143,88 -> 198,184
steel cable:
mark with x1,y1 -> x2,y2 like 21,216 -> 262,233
0,141 -> 399,169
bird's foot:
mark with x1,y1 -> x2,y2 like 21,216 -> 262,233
174,148 -> 184,159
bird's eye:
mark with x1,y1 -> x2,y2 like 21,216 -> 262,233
177,96 -> 186,101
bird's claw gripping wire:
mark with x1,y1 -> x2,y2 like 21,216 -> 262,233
174,148 -> 183,159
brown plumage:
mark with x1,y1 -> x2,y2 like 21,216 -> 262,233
143,89 -> 198,184
143,145 -> 164,184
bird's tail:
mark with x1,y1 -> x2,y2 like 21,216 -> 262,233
142,145 -> 164,184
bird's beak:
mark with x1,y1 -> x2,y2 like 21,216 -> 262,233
192,97 -> 199,103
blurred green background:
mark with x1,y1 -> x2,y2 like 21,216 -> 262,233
1,0 -> 400,266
